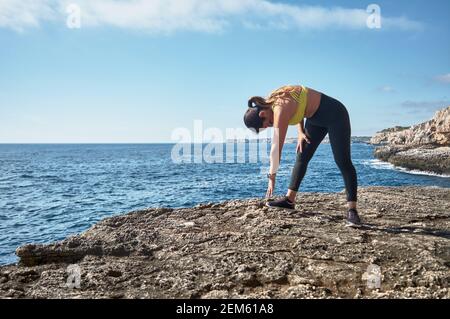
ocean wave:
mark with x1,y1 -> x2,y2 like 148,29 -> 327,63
20,174 -> 34,179
395,167 -> 450,178
363,159 -> 450,178
0,176 -> 15,182
362,159 -> 396,170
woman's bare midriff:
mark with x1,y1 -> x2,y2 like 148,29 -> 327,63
287,86 -> 321,119
304,87 -> 322,118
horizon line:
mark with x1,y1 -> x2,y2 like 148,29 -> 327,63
0,136 -> 373,145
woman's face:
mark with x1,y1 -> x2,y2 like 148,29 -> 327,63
259,109 -> 274,129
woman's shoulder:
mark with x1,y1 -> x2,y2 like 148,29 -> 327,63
272,95 -> 297,113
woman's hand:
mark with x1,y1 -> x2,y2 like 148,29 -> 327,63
265,175 -> 276,198
296,132 -> 311,153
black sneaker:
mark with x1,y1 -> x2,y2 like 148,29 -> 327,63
346,208 -> 361,226
266,197 -> 295,210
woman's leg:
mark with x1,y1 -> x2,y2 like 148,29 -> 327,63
287,121 -> 328,202
327,110 -> 358,209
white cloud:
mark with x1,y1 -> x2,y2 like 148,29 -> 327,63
0,0 -> 57,31
434,73 -> 450,84
378,86 -> 396,93
402,99 -> 450,112
0,0 -> 424,33
382,15 -> 423,31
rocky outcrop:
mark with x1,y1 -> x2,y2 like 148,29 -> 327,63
370,107 -> 450,146
0,186 -> 449,299
370,106 -> 450,174
373,145 -> 450,175
370,126 -> 410,144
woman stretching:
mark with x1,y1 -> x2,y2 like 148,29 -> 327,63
243,85 -> 361,226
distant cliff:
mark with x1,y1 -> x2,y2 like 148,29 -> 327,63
371,107 -> 450,146
370,106 -> 450,175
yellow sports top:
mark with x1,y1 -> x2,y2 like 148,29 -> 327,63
272,85 -> 308,126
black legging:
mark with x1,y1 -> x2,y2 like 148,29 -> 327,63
288,94 -> 358,202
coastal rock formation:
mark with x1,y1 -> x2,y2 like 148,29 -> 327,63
370,106 -> 450,174
369,126 -> 410,145
0,186 -> 449,299
370,107 -> 450,146
373,145 -> 450,175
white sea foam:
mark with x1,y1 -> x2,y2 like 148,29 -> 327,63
363,159 -> 396,170
363,159 -> 450,178
395,166 -> 450,178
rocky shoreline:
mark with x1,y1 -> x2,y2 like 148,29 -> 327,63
373,145 -> 450,175
0,186 -> 449,299
370,107 -> 450,175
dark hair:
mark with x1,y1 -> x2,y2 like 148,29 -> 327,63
243,96 -> 270,134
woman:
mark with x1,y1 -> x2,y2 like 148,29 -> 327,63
243,85 -> 361,226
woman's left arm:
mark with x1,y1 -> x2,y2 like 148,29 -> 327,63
270,117 -> 289,174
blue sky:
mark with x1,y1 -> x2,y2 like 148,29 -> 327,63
0,0 -> 449,143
